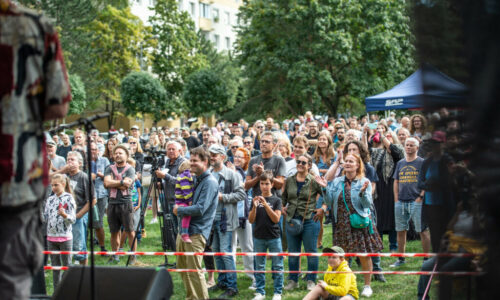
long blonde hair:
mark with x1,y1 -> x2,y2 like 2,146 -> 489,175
313,132 -> 335,167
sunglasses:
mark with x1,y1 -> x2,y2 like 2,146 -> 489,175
244,141 -> 252,145
231,146 -> 239,149
297,160 -> 308,166
257,126 -> 264,129
129,142 -> 137,145
261,140 -> 272,144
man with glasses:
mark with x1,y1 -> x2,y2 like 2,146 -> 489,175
245,132 -> 286,197
305,121 -> 320,155
154,141 -> 186,229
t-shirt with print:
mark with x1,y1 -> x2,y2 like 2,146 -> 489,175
68,171 -> 96,213
104,164 -> 136,204
393,157 -> 424,202
247,155 -> 286,197
251,195 -> 282,239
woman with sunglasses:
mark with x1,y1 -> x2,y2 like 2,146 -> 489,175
363,124 -> 404,253
282,154 -> 325,292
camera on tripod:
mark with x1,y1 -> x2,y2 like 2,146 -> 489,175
144,149 -> 166,171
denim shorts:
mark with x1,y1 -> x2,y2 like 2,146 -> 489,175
394,201 -> 423,232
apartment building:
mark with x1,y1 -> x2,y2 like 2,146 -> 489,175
130,0 -> 241,52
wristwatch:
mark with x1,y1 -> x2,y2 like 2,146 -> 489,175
120,179 -> 124,186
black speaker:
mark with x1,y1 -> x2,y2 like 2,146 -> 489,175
52,266 -> 173,300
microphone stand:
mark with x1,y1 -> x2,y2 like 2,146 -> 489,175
48,113 -> 109,300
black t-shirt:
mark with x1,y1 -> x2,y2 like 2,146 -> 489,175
184,136 -> 201,150
56,145 -> 72,160
251,195 -> 282,239
68,171 -> 96,213
247,155 -> 286,197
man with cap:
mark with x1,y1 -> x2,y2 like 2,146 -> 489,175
47,140 -> 66,171
182,127 -> 201,150
303,246 -> 359,300
207,144 -> 246,298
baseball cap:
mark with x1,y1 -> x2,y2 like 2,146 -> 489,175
131,125 -> 139,130
323,246 -> 345,256
208,144 -> 226,156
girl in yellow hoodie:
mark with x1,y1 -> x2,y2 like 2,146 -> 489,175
303,246 -> 359,300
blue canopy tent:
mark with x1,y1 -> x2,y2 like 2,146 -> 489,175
365,64 -> 468,112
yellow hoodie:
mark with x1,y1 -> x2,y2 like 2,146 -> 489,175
324,260 -> 359,299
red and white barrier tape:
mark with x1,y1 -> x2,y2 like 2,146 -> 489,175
42,266 -> 483,276
42,251 -> 476,258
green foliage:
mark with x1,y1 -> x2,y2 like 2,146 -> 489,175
182,69 -> 231,117
81,5 -> 155,126
68,74 -> 86,115
234,0 -> 415,118
121,72 -> 169,122
149,0 -> 207,112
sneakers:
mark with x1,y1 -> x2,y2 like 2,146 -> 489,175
149,217 -> 158,224
248,280 -> 257,290
107,255 -> 120,264
181,234 -> 192,243
252,293 -> 265,300
307,280 -> 316,291
271,294 -> 282,300
284,280 -> 298,291
389,259 -> 406,268
361,285 -> 373,297
219,288 -> 238,298
372,274 -> 387,283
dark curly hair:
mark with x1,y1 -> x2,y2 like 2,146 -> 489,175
343,140 -> 370,163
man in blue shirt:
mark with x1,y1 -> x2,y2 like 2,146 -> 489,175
174,147 -> 218,300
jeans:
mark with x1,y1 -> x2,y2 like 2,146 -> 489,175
212,220 -> 237,291
254,238 -> 283,295
417,256 -> 473,300
72,213 -> 88,261
232,220 -> 254,280
286,217 -> 320,282
381,230 -> 398,251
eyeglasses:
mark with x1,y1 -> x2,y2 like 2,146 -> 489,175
260,140 -> 272,144
244,141 -> 252,145
297,160 -> 308,166
231,146 -> 239,149
129,142 -> 137,145
257,126 -> 264,129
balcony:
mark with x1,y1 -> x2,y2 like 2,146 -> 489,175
199,17 -> 213,31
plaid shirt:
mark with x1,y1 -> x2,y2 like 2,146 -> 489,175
0,2 -> 71,207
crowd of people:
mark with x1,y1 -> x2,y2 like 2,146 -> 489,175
40,109 -> 482,299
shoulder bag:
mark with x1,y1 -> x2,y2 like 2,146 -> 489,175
342,181 -> 374,234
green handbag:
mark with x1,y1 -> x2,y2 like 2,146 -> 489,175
342,181 -> 374,234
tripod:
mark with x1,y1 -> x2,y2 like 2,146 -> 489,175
126,169 -> 177,267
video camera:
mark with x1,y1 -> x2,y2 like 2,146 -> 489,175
144,149 -> 166,171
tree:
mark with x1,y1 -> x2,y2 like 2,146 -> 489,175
234,0 -> 415,118
121,72 -> 169,123
81,5 -> 155,127
68,74 -> 87,115
149,0 -> 207,113
182,69 -> 231,117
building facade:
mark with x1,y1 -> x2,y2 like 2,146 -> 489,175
130,0 -> 241,52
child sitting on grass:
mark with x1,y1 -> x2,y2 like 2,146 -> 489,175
175,160 -> 194,243
303,246 -> 359,300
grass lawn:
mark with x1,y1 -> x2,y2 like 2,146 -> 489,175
44,211 -> 436,299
